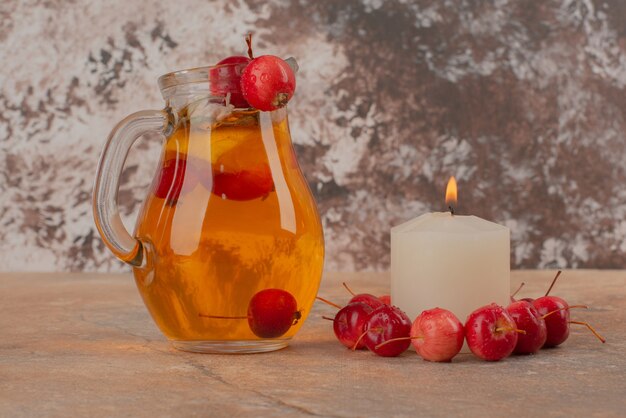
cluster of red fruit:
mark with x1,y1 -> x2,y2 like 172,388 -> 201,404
209,33 -> 296,111
320,272 -> 605,362
153,156 -> 274,204
153,35 -> 295,205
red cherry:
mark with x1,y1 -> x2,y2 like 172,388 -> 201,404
241,55 -> 296,111
378,295 -> 391,305
212,164 -> 274,201
465,303 -> 521,361
199,289 -> 300,339
331,302 -> 373,349
247,289 -> 300,338
410,308 -> 464,362
209,56 -> 251,108
362,305 -> 412,357
153,158 -> 197,204
506,300 -> 547,354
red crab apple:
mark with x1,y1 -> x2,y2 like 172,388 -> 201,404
209,55 -> 251,108
533,296 -> 605,347
247,289 -> 301,338
506,301 -> 547,354
410,308 -> 464,362
199,288 -> 301,338
193,149 -> 274,201
241,55 -> 296,111
330,302 -> 373,349
532,296 -> 570,347
360,305 -> 412,357
465,303 -> 523,361
153,157 -> 198,204
211,163 -> 274,201
532,271 -> 605,347
316,296 -> 373,349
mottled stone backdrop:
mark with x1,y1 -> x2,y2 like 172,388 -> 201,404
1,0 -> 625,272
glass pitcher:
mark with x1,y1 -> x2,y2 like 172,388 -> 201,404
93,63 -> 324,353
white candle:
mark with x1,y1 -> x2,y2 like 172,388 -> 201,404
390,178 -> 510,334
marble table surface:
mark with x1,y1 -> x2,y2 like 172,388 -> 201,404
1,270 -> 624,417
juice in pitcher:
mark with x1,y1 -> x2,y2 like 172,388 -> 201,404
93,49 -> 325,353
134,107 -> 324,348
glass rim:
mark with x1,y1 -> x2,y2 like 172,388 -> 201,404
157,62 -> 246,91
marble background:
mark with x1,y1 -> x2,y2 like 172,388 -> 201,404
0,0 -> 625,272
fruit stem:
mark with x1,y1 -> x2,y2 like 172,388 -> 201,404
342,282 -> 356,296
541,305 -> 588,319
245,33 -> 254,59
511,282 -> 525,298
292,310 -> 302,325
351,330 -> 369,351
374,336 -> 422,350
569,321 -> 606,343
316,296 -> 342,310
495,327 -> 526,334
545,270 -> 562,297
198,314 -> 248,320
321,316 -> 335,322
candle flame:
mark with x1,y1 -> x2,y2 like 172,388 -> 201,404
445,176 -> 457,208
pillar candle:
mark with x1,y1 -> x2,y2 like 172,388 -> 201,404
390,179 -> 510,336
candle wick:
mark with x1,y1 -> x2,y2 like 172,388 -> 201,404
448,205 -> 455,216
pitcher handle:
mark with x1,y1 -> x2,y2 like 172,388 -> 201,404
92,109 -> 174,267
